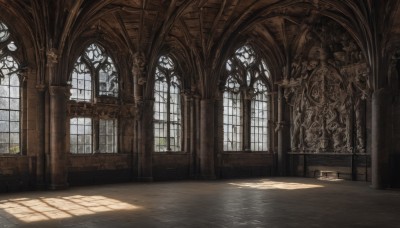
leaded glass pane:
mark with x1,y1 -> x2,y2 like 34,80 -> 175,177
224,45 -> 270,152
169,75 -> 181,151
84,43 -> 106,68
99,57 -> 118,97
70,43 -> 119,100
0,22 -> 10,42
70,117 -> 92,154
0,53 -> 20,154
99,119 -> 117,153
154,55 -> 181,152
154,69 -> 169,152
70,57 -> 92,102
7,41 -> 17,52
251,80 -> 268,151
223,91 -> 242,151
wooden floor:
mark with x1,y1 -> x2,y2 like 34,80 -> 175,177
0,178 -> 399,227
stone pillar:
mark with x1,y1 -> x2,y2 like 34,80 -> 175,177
183,93 -> 194,175
277,87 -> 289,176
49,85 -> 69,189
35,84 -> 46,188
371,88 -> 391,189
199,99 -> 216,179
132,52 -> 152,181
194,95 -> 201,177
137,100 -> 153,181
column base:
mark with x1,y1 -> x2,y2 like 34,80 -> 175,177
35,183 -> 47,190
48,183 -> 69,190
199,175 -> 217,180
137,177 -> 153,182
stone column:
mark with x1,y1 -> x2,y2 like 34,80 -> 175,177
35,84 -> 46,188
132,52 -> 152,181
49,85 -> 69,189
199,99 -> 216,179
194,95 -> 201,177
277,87 -> 289,176
183,93 -> 194,174
46,48 -> 68,189
137,100 -> 154,181
371,88 -> 392,189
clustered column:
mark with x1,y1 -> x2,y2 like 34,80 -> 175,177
47,49 -> 69,189
132,52 -> 153,181
371,88 -> 392,189
199,99 -> 216,179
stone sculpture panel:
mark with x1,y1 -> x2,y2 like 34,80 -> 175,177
282,17 -> 370,153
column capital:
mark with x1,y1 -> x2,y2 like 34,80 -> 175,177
36,84 -> 47,92
49,85 -> 71,98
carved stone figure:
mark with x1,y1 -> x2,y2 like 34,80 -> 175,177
283,17 -> 368,153
132,52 -> 146,85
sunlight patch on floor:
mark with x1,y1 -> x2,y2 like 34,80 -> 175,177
229,180 -> 324,190
0,195 -> 140,223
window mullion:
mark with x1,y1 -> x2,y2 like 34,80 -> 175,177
244,94 -> 251,151
166,79 -> 171,151
93,118 -> 99,153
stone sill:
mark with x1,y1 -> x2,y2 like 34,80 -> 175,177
288,152 -> 371,156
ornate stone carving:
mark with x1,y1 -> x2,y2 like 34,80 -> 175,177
46,48 -> 58,65
132,52 -> 146,85
36,84 -> 47,92
282,17 -> 370,153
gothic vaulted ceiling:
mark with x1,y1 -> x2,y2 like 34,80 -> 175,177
0,0 -> 399,96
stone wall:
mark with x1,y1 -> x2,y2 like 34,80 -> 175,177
68,154 -> 132,186
289,154 -> 371,181
0,157 -> 31,192
153,153 -> 191,181
219,153 -> 274,178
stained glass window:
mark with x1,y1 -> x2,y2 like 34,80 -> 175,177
0,21 -> 20,154
224,45 -> 270,152
154,55 -> 181,152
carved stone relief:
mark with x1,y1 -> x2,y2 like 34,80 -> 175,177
282,18 -> 370,153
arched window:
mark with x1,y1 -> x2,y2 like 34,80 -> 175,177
0,21 -> 21,154
70,43 -> 118,102
69,43 -> 118,154
223,45 -> 270,152
154,55 -> 181,152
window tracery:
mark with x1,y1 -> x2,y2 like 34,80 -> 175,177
0,21 -> 20,154
223,45 -> 270,152
69,43 -> 119,154
154,55 -> 181,152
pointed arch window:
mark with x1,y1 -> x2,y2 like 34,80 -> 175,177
154,55 -> 182,152
0,21 -> 21,154
69,43 -> 119,154
223,45 -> 270,152
70,43 -> 118,102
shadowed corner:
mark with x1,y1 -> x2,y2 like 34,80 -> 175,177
0,195 -> 142,223
228,179 -> 325,190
